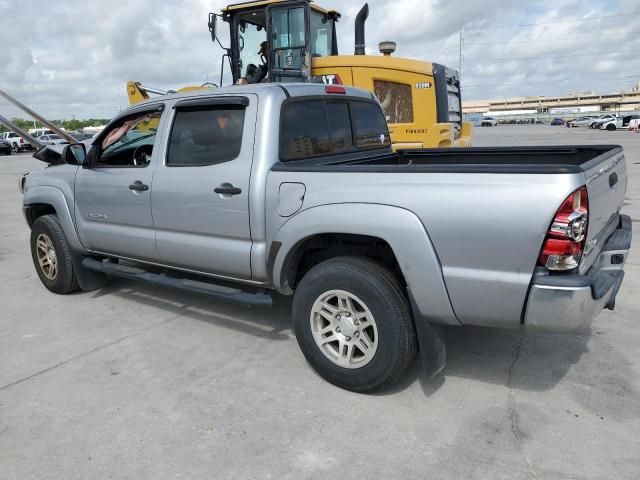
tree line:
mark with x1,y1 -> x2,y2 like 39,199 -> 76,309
0,118 -> 110,133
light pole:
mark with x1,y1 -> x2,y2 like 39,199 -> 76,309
458,18 -> 464,81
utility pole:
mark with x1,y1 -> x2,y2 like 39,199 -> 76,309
27,90 -> 37,129
458,17 -> 464,81
114,70 -> 122,112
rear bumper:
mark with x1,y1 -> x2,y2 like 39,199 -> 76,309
524,214 -> 632,333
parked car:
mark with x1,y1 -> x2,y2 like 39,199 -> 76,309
31,129 -> 55,138
481,116 -> 498,127
599,114 -> 640,131
36,134 -> 69,146
19,84 -> 632,392
69,132 -> 94,141
550,118 -> 565,126
566,116 -> 598,128
0,131 -> 34,152
589,114 -> 617,129
0,138 -> 11,155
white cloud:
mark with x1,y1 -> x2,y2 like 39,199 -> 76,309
1,0 -> 639,119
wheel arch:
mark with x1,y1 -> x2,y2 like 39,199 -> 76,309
280,232 -> 404,293
270,203 -> 460,326
23,185 -> 84,252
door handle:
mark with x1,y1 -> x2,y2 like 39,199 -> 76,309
214,184 -> 242,196
129,180 -> 149,192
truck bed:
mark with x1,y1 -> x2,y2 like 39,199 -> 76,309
269,143 -> 627,329
272,145 -> 623,174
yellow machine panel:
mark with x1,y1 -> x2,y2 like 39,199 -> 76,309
313,56 -> 472,148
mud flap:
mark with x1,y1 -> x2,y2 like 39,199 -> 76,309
68,249 -> 107,291
407,288 -> 447,378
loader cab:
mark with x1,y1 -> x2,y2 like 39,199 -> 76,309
221,0 -> 339,84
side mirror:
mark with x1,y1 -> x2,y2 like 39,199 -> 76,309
208,13 -> 217,42
62,143 -> 86,165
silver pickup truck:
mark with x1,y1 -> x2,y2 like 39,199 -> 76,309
19,83 -> 632,392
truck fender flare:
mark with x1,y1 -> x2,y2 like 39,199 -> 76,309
23,185 -> 106,290
271,203 -> 460,327
24,185 -> 84,252
271,203 -> 455,378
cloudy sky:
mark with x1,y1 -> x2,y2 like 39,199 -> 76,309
1,0 -> 639,119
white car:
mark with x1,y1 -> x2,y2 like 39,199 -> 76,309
589,114 -> 617,129
36,134 -> 69,146
481,116 -> 498,127
600,114 -> 640,131
566,116 -> 598,128
31,129 -> 56,138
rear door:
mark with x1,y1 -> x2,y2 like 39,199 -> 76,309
151,95 -> 256,279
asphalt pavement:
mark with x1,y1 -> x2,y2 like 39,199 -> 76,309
1,125 -> 639,479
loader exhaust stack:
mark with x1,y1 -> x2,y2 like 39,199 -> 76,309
354,3 -> 369,55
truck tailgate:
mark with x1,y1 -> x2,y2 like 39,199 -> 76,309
580,147 -> 627,273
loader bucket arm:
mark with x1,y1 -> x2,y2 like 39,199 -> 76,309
126,81 -> 153,105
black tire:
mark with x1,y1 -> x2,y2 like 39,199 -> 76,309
11,143 -> 18,153
606,123 -> 616,131
293,256 -> 417,392
30,214 -> 80,294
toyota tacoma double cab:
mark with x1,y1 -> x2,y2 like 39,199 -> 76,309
19,83 -> 632,392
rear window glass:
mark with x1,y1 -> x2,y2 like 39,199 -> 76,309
167,107 -> 245,166
351,102 -> 391,149
280,101 -> 329,161
326,102 -> 353,153
280,99 -> 389,161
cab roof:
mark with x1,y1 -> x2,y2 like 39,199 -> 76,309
222,0 -> 338,17
122,83 -> 374,115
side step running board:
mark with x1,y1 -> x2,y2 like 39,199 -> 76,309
82,258 -> 273,306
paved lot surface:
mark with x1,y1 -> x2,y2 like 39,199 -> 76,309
1,125 -> 639,479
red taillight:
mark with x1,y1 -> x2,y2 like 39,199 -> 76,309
325,85 -> 346,94
539,187 -> 589,271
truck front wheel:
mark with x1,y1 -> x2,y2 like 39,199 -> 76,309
30,215 -> 79,294
292,257 -> 417,392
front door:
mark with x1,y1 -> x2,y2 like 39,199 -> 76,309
151,95 -> 256,280
74,106 -> 165,261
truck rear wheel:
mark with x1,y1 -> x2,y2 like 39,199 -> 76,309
292,256 -> 417,392
30,215 -> 79,294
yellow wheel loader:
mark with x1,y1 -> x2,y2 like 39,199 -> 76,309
128,0 -> 472,149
